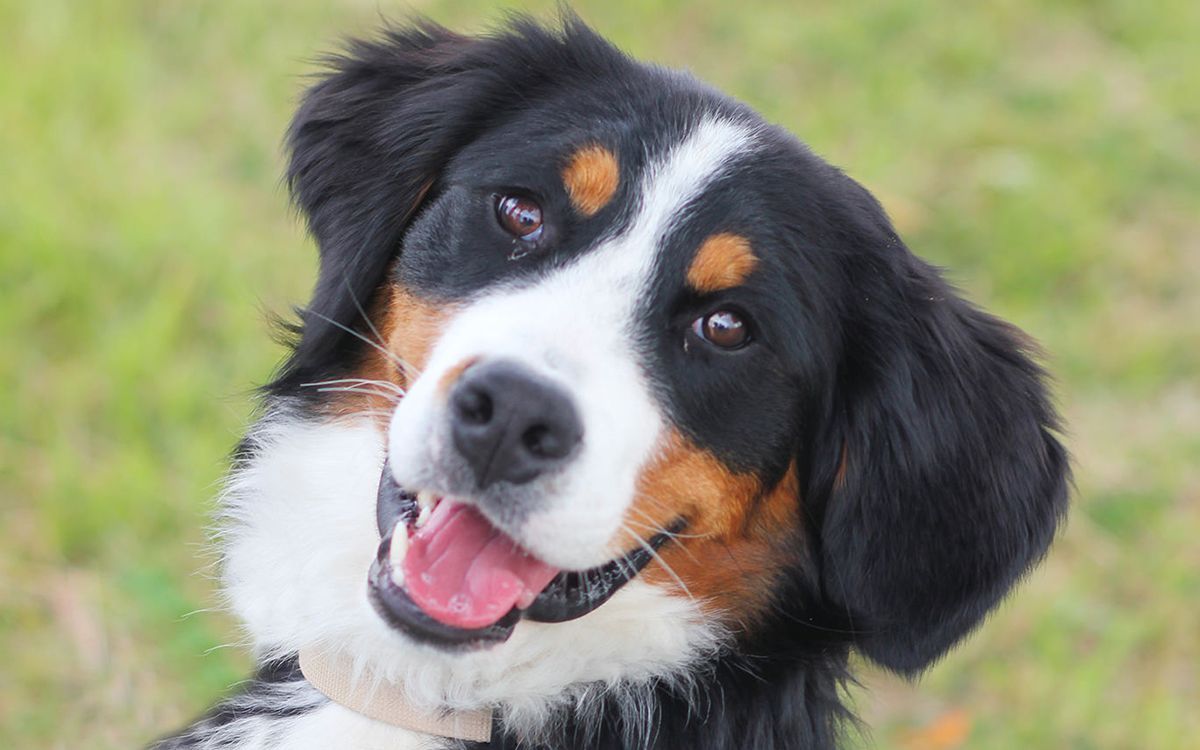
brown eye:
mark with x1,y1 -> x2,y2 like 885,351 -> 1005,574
692,310 -> 750,349
495,194 -> 544,240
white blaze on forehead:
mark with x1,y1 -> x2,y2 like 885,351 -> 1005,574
623,116 -> 758,259
387,115 -> 758,569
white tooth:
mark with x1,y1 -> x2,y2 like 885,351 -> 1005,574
416,504 -> 432,529
389,524 -> 409,582
417,490 -> 436,511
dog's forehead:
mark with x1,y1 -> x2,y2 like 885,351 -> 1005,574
425,114 -> 763,325
444,107 -> 768,278
453,75 -> 720,170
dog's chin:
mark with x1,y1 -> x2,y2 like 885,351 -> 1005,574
368,465 -> 679,652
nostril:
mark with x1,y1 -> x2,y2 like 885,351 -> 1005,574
454,386 -> 493,425
522,424 -> 565,459
449,360 -> 583,488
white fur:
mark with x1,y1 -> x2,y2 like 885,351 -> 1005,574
165,682 -> 437,750
388,115 -> 758,569
156,677 -> 328,749
222,413 -> 726,742
218,116 -> 757,747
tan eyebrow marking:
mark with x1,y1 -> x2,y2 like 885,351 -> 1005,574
686,233 -> 758,293
561,144 -> 620,216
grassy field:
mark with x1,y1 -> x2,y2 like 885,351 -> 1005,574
2,1 -> 1197,748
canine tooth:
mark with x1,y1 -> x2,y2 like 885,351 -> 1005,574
389,524 -> 409,579
416,504 -> 432,529
417,490 -> 436,511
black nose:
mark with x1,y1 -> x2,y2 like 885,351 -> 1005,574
449,361 -> 583,488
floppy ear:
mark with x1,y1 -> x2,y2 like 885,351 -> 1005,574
273,17 -> 625,393
272,23 -> 487,391
810,237 -> 1070,675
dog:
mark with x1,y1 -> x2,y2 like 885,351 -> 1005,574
155,15 -> 1069,750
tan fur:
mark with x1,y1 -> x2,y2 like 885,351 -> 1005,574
834,441 -> 849,490
686,233 -> 758,293
328,284 -> 453,420
623,430 -> 802,628
562,144 -> 620,216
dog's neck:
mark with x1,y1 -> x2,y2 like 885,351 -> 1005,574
298,648 -> 493,743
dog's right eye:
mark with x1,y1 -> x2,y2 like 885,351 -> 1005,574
495,195 -> 544,242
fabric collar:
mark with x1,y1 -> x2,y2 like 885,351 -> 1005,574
298,647 -> 494,743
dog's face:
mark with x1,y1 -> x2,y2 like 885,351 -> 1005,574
225,18 -> 1066,716
376,109 -> 822,642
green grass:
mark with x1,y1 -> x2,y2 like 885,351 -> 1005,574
2,1 -> 1197,748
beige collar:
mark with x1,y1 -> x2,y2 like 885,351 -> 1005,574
298,648 -> 494,743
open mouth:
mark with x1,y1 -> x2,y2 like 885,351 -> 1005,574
368,463 -> 677,650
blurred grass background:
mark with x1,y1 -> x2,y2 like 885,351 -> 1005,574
1,0 -> 1197,748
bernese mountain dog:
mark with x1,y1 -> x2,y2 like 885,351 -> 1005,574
155,15 -> 1069,750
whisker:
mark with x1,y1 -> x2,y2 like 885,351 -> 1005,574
620,525 -> 695,602
314,385 -> 403,403
625,505 -> 710,539
628,520 -> 700,566
340,276 -> 395,369
345,408 -> 396,420
314,385 -> 400,398
305,309 -> 423,380
624,505 -> 707,567
300,377 -> 406,395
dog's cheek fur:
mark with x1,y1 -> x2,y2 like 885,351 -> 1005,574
625,430 -> 803,628
325,283 -> 455,419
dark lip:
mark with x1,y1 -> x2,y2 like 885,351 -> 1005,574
370,463 -> 681,650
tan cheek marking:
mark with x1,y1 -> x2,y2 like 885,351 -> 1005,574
686,233 -> 758,293
327,282 -> 454,420
562,144 -> 619,217
623,431 -> 802,628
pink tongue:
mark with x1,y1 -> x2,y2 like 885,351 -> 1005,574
401,502 -> 561,629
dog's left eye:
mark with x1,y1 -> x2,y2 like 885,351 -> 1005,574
495,194 -> 544,242
691,310 -> 751,350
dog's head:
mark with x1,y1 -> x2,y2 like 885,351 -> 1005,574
232,17 -> 1067,700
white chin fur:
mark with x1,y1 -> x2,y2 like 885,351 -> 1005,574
220,410 -> 725,737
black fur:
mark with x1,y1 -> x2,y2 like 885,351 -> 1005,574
272,16 -> 648,397
151,657 -> 324,748
453,582 -> 857,750
169,14 -> 1069,750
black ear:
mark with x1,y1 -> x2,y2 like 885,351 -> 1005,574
810,222 -> 1070,675
274,22 -> 476,392
272,17 -> 618,392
